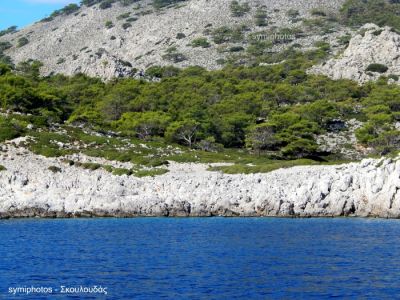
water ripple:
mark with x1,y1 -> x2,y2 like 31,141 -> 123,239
1,218 -> 400,299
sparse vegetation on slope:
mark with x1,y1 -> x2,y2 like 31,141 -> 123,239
0,0 -> 350,79
340,0 -> 400,30
17,37 -> 29,48
230,1 -> 251,17
0,26 -> 17,37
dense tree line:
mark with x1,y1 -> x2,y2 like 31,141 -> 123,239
2,0 -> 400,158
1,47 -> 400,159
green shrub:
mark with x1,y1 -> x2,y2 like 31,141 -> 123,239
112,168 -> 133,176
337,34 -> 352,46
17,37 -> 29,48
0,41 -> 12,52
152,0 -> 187,9
29,146 -> 68,158
372,29 -> 383,36
229,46 -> 244,52
211,26 -> 245,44
135,168 -> 169,177
0,118 -> 22,142
208,159 -> 318,174
230,1 -> 250,17
117,12 -> 131,20
190,37 -> 210,48
105,21 -> 114,28
255,8 -> 268,26
162,47 -> 187,62
122,23 -> 132,30
286,9 -> 300,20
60,3 -> 79,15
57,58 -> 66,64
311,8 -> 327,17
281,138 -> 319,159
81,0 -> 101,6
0,26 -> 17,37
126,17 -> 138,22
366,63 -> 388,73
113,111 -> 171,139
176,33 -> 186,39
120,0 -> 137,6
370,130 -> 400,154
48,166 -> 62,173
100,0 -> 113,9
340,0 -> 400,31
145,65 -> 180,78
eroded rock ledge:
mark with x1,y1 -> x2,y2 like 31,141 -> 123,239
1,143 -> 400,218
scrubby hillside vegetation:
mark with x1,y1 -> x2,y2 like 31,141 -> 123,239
0,0 -> 348,79
1,44 -> 400,168
340,0 -> 400,31
0,0 -> 399,175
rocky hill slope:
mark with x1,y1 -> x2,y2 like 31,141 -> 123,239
311,24 -> 400,84
1,137 -> 400,218
0,0 -> 346,79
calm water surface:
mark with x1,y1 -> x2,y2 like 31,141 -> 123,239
1,218 -> 400,299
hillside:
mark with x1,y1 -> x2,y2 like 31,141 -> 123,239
0,0 -> 347,79
1,0 -> 400,220
311,24 -> 400,84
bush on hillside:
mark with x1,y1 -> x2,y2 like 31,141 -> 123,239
230,1 -> 250,17
340,0 -> 400,31
366,63 -> 388,73
17,37 -> 29,48
190,38 -> 210,48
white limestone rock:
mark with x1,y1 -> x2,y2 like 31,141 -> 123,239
0,0 -> 346,80
311,24 -> 400,84
1,142 -> 400,218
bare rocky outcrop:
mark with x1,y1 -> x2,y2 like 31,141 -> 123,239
1,141 -> 400,218
311,24 -> 400,84
0,0 -> 345,80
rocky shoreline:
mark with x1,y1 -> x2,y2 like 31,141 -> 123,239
1,140 -> 400,219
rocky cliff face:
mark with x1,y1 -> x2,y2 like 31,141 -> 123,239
1,140 -> 400,218
0,0 -> 345,79
311,24 -> 400,84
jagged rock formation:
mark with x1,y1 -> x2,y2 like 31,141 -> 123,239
316,119 -> 366,160
311,24 -> 400,84
1,140 -> 400,218
0,0 -> 345,79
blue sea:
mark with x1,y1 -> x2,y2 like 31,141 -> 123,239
1,218 -> 400,299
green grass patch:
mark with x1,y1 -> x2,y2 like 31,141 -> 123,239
112,168 -> 134,176
24,126 -> 354,177
134,168 -> 169,177
0,116 -> 24,142
73,161 -> 104,170
208,159 -> 319,174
